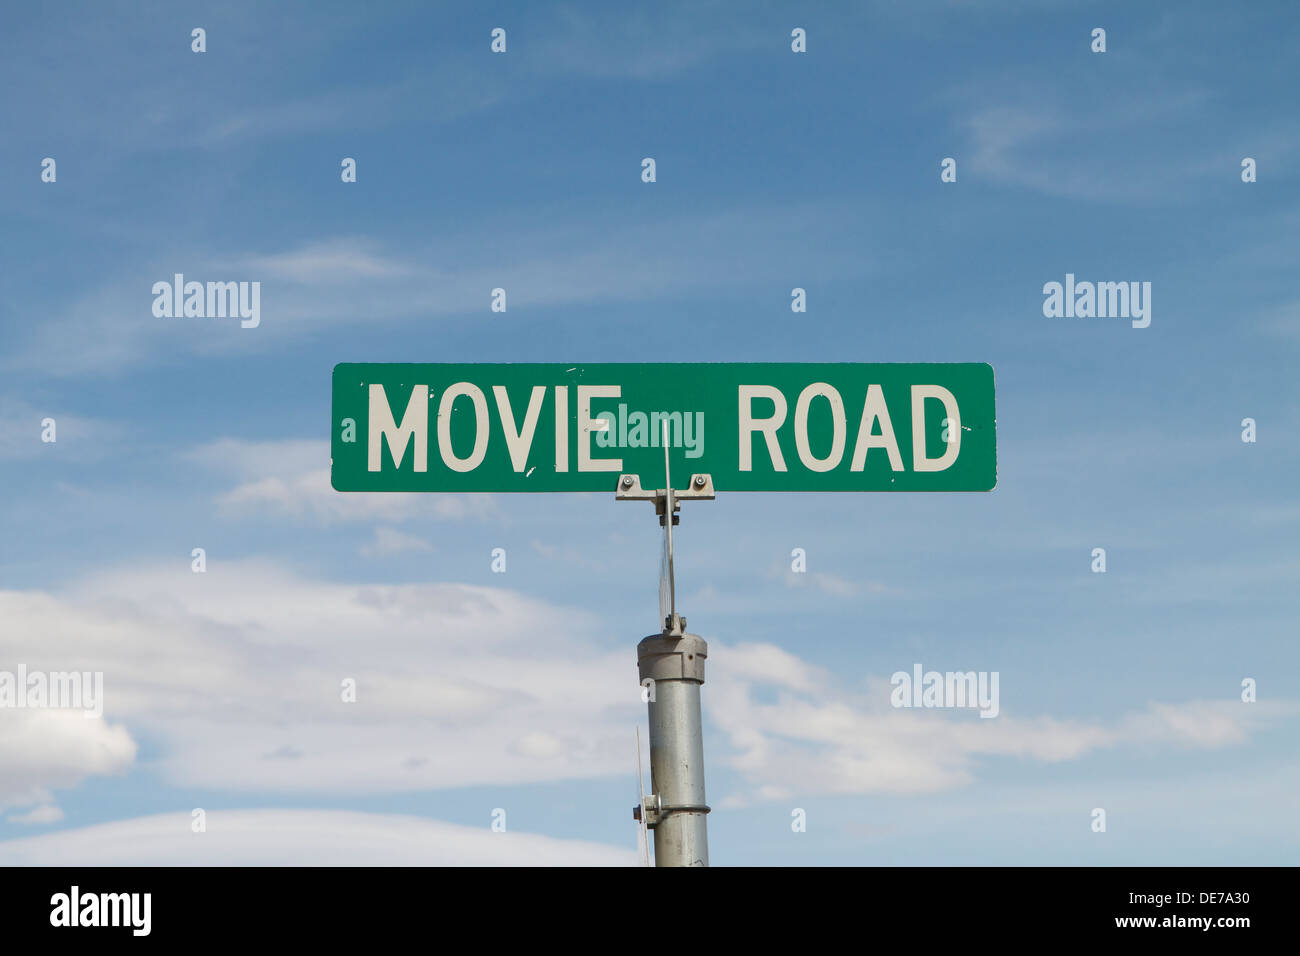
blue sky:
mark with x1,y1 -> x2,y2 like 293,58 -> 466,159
1,0 -> 1298,865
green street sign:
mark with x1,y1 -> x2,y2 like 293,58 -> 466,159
331,363 -> 996,493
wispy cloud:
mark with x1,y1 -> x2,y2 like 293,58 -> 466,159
0,398 -> 124,461
360,526 -> 434,557
6,804 -> 64,826
237,238 -> 418,283
709,641 -> 1294,804
8,195 -> 873,376
765,557 -> 900,600
187,438 -> 499,525
529,4 -> 773,80
953,80 -> 1238,201
0,810 -> 635,866
0,560 -> 632,803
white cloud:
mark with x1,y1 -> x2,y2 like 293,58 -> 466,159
0,810 -> 635,866
10,198 -> 873,376
6,558 -> 1285,818
7,804 -> 64,825
721,643 -> 823,693
958,88 -> 1214,202
360,526 -> 434,557
1122,700 -> 1286,749
0,561 -> 636,804
0,709 -> 136,811
765,558 -> 899,600
187,438 -> 499,524
528,538 -> 606,571
706,642 -> 1293,801
240,238 -> 416,283
0,399 -> 124,461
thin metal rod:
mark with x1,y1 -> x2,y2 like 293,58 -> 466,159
636,726 -> 650,866
662,422 -> 675,622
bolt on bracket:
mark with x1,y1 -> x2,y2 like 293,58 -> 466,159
615,473 -> 714,526
633,794 -> 711,829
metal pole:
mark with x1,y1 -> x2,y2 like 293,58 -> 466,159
619,471 -> 714,867
638,631 -> 709,866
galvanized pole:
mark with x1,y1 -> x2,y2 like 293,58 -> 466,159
618,469 -> 714,867
638,629 -> 710,866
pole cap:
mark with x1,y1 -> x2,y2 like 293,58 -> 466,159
637,633 -> 707,684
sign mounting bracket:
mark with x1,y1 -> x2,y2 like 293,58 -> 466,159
614,473 -> 715,516
616,472 -> 713,637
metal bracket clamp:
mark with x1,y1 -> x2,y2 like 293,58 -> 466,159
633,794 -> 711,829
616,473 -> 714,636
633,793 -> 660,827
615,474 -> 714,526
